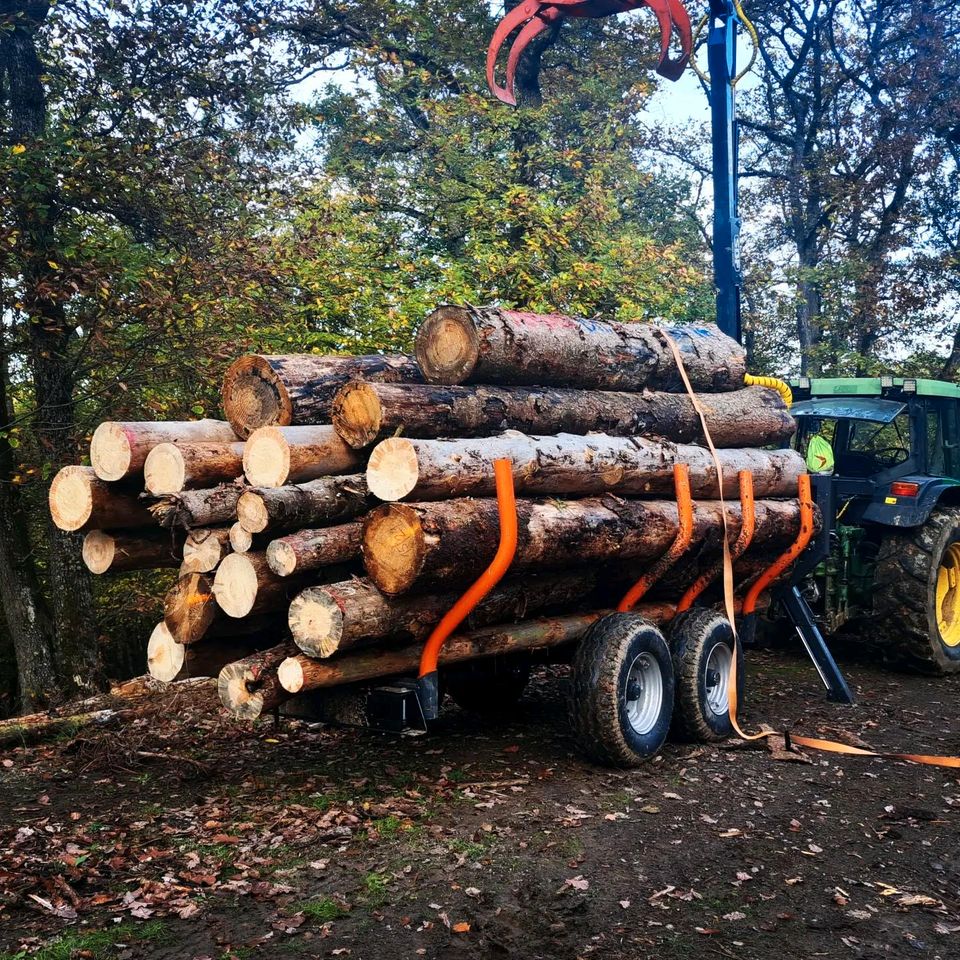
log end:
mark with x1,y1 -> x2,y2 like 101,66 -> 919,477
182,528 -> 227,574
277,657 -> 304,693
366,437 -> 419,501
82,530 -> 115,574
243,426 -> 290,488
230,521 -> 254,554
288,587 -> 343,658
143,443 -> 186,495
218,661 -> 265,720
237,491 -> 269,534
164,572 -> 218,643
49,465 -> 95,532
332,380 -> 382,448
90,422 -> 133,481
213,552 -> 259,618
222,355 -> 292,439
267,539 -> 296,577
147,621 -> 185,683
361,503 -> 426,595
415,306 -> 480,385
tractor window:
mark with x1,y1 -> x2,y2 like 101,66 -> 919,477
928,411 -> 945,475
939,402 -> 960,478
835,412 -> 912,475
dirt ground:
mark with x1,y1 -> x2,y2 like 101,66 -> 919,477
2,646 -> 959,960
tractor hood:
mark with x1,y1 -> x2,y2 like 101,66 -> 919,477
791,396 -> 906,423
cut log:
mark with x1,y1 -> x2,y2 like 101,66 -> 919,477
362,496 -> 802,595
333,381 -> 794,449
415,306 -> 746,391
242,425 -> 360,488
147,621 -> 275,682
143,441 -> 246,494
266,522 -> 361,578
180,527 -> 232,574
367,433 -> 806,502
90,420 -> 237,481
229,522 -> 272,554
218,642 -> 297,719
49,466 -> 154,532
221,353 -> 423,438
212,551 -> 331,619
82,529 -> 183,574
288,570 -> 598,659
164,572 -> 219,644
149,482 -> 243,529
236,475 -> 369,534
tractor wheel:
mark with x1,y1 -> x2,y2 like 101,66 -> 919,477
669,609 -> 743,742
873,506 -> 960,674
568,613 -> 674,767
444,654 -> 531,716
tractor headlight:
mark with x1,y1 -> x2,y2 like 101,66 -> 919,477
903,378 -> 917,392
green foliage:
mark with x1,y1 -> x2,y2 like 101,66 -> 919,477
0,919 -> 168,960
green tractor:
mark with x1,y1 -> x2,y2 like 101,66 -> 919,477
787,375 -> 960,675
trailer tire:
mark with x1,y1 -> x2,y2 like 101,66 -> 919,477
568,613 -> 674,767
874,506 -> 960,675
669,609 -> 743,742
444,655 -> 531,716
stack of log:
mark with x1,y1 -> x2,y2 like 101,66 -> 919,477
49,305 -> 804,722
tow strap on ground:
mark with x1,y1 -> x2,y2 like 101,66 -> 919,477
664,333 -> 960,769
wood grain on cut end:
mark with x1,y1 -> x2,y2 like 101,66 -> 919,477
266,539 -> 297,576
222,355 -> 292,438
147,621 -> 185,683
288,587 -> 344,658
237,490 -> 270,533
332,380 -> 382,448
217,661 -> 265,720
277,657 -> 305,693
49,465 -> 95,531
90,422 -> 132,481
164,571 -> 218,644
366,436 -> 420,501
230,522 -> 254,554
181,527 -> 230,574
243,426 -> 290,488
82,530 -> 115,574
213,552 -> 260,618
415,306 -> 480,384
361,503 -> 426,595
144,443 -> 186,495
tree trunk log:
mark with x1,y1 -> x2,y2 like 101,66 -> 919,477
362,496 -> 802,594
90,420 -> 237,481
415,306 -> 746,391
221,353 -> 423,438
147,621 -> 276,683
229,522 -> 272,555
149,482 -> 243,529
218,642 -> 297,719
49,466 -> 153,532
242,425 -> 360,488
237,475 -> 369,534
367,433 -> 806,502
288,570 -> 599,659
266,522 -> 361,578
143,441 -> 246,494
82,529 -> 184,574
163,572 -> 219,644
333,381 -> 794,449
180,527 -> 232,574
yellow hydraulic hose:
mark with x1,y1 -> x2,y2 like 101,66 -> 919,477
744,373 -> 793,409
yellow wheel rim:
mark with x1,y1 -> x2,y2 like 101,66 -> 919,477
935,542 -> 960,648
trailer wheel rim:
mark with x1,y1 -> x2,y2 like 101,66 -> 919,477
624,652 -> 664,736
704,641 -> 733,717
936,542 -> 960,648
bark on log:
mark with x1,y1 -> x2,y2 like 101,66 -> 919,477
221,353 -> 423,438
82,529 -> 183,574
143,441 -> 246,495
149,482 -> 243,529
180,527 -> 232,574
362,496 -> 802,594
147,621 -> 276,682
242,425 -> 360,488
266,522 -> 361,578
90,420 -> 237,481
367,432 -> 806,502
333,381 -> 794,449
288,570 -> 599,659
218,642 -> 297,719
415,306 -> 746,391
49,466 -> 154,532
237,475 -> 369,534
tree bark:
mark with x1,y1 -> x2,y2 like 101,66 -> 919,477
236,475 -> 369,534
266,522 -> 361,577
150,482 -> 243,529
221,353 -> 423,437
180,527 -> 232,574
362,496 -> 802,594
415,306 -> 747,391
287,570 -> 601,658
242,425 -> 360,488
367,433 -> 806,502
217,641 -> 298,719
82,529 -> 184,574
146,621 -> 275,683
332,380 -> 794,449
49,466 -> 154,531
91,420 -> 237,481
143,441 -> 246,495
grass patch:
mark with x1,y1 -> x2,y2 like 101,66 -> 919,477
0,920 -> 168,960
297,897 -> 349,922
448,837 -> 489,861
360,872 -> 390,908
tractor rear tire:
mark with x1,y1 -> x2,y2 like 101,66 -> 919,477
568,613 -> 674,767
873,506 -> 960,675
444,655 -> 531,716
669,610 -> 744,742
